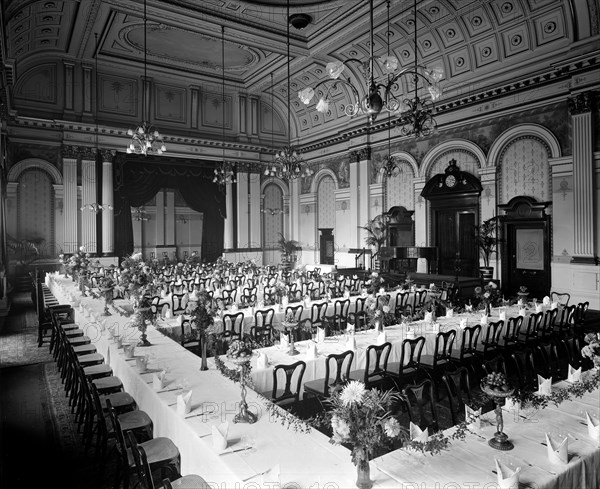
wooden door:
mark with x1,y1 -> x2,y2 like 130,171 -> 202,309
503,221 -> 550,298
435,209 -> 477,277
499,196 -> 552,298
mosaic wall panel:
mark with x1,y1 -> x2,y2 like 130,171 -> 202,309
262,183 -> 283,248
386,161 -> 415,210
317,176 -> 336,229
499,137 -> 550,204
428,150 -> 480,178
17,168 -> 54,256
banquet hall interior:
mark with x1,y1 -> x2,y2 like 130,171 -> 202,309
0,0 -> 599,488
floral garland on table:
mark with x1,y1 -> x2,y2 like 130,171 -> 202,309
582,332 -> 600,368
506,369 -> 600,410
213,340 -> 255,388
259,395 -> 312,434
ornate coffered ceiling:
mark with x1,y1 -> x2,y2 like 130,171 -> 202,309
0,0 -> 598,142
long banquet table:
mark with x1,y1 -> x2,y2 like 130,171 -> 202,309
47,273 -> 600,488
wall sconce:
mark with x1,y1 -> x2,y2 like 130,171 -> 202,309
132,207 -> 149,221
177,215 -> 188,224
261,207 -> 284,216
81,203 -> 113,213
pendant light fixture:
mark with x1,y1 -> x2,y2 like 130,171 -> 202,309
126,0 -> 166,155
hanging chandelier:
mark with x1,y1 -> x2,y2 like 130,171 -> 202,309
266,0 -> 312,181
213,26 -> 237,187
298,0 -> 442,134
125,0 -> 166,156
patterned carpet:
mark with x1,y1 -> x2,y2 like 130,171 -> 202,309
0,293 -> 118,489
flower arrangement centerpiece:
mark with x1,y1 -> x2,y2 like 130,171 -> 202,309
119,252 -> 156,309
402,276 -> 414,291
365,294 -> 395,331
131,295 -> 154,346
327,381 -> 401,489
517,285 -> 529,302
98,276 -> 115,316
480,372 -> 515,451
185,291 -> 217,370
582,333 -> 600,369
474,281 -> 501,315
223,340 -> 257,424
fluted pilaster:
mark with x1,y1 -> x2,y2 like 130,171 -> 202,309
236,172 -> 249,248
62,146 -> 78,253
101,151 -> 114,255
569,93 -> 595,263
81,150 -> 97,253
224,182 -> 234,250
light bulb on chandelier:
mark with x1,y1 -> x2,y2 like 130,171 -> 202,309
80,203 -> 113,213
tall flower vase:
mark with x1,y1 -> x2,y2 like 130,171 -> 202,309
354,448 -> 373,489
200,337 -> 209,371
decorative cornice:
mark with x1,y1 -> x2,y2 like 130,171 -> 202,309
568,92 -> 593,115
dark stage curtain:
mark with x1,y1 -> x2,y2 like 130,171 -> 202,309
113,154 -> 226,261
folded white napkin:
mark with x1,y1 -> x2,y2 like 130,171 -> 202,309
465,405 -> 481,429
586,412 -> 600,442
545,433 -> 568,465
568,365 -> 581,383
165,308 -> 173,319
256,351 -> 269,369
499,310 -> 506,322
316,327 -> 326,343
480,314 -> 489,325
535,304 -> 543,313
346,322 -> 355,334
406,328 -> 415,339
543,296 -> 551,306
424,311 -> 433,323
410,422 -> 429,443
503,397 -> 520,412
537,375 -> 552,396
177,390 -> 192,416
136,356 -> 148,373
446,309 -> 453,317
123,344 -> 135,359
429,283 -> 435,289
519,308 -> 526,317
379,287 -> 386,295
153,370 -> 167,391
304,297 -> 311,307
495,459 -> 520,489
518,298 -> 524,307
465,304 -> 473,312
459,318 -> 468,330
280,333 -> 289,349
261,464 -> 281,484
551,302 -> 558,310
346,335 -> 357,350
376,331 -> 387,346
212,422 -> 229,451
306,342 -> 318,360
344,291 -> 351,299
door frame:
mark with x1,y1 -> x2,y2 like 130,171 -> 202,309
499,196 -> 551,297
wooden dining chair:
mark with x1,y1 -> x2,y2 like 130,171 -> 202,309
325,298 -> 351,334
261,361 -> 307,410
452,324 -> 481,368
349,342 -> 392,390
550,291 -> 570,307
386,336 -> 426,390
162,476 -> 211,489
353,296 -> 368,331
285,304 -> 304,323
394,291 -> 410,318
304,350 -> 355,401
502,316 -> 522,351
127,431 -> 182,489
402,378 -> 439,433
221,312 -> 244,342
420,329 -> 457,380
476,320 -> 504,359
442,366 -> 473,426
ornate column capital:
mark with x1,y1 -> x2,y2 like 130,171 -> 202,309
568,92 -> 593,116
80,146 -> 97,161
61,145 -> 80,159
99,149 -> 116,163
349,146 -> 371,162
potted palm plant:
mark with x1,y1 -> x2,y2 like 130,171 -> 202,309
474,216 -> 499,281
277,233 -> 301,269
359,214 -> 388,270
